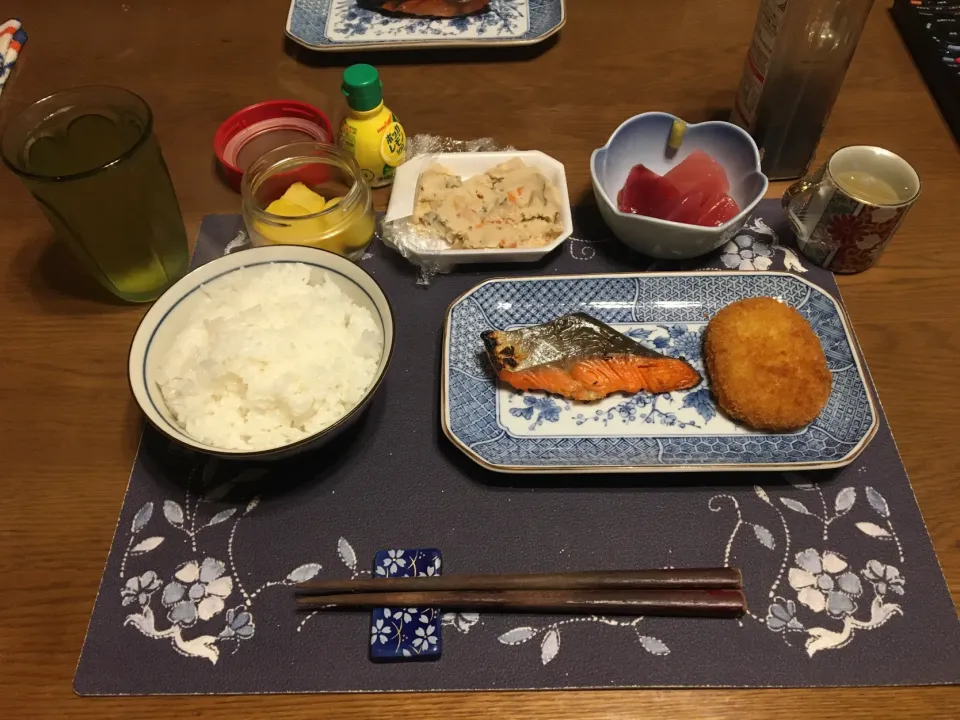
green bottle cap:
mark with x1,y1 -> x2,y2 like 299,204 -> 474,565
341,64 -> 383,112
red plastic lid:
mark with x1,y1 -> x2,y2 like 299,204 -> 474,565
213,100 -> 333,192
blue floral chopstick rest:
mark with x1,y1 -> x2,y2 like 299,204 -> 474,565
370,548 -> 443,662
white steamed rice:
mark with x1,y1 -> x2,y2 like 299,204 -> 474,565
157,262 -> 382,451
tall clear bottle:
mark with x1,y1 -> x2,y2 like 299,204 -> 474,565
730,0 -> 875,181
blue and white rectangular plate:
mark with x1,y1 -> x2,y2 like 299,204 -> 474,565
286,0 -> 566,51
442,272 -> 879,473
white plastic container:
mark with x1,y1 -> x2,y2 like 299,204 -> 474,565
384,150 -> 573,271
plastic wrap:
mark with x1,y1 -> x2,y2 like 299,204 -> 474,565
381,134 -> 514,284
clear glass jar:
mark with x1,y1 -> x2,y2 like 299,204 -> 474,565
241,141 -> 376,261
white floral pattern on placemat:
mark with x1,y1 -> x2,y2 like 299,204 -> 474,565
568,215 -> 809,273
568,235 -> 611,261
708,482 -> 905,657
497,617 -> 669,666
119,450 -> 909,667
118,456 -> 338,664
719,217 -> 807,273
494,477 -> 908,667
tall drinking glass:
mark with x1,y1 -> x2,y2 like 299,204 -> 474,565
2,86 -> 189,302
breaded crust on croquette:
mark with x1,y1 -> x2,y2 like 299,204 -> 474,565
704,297 -> 832,431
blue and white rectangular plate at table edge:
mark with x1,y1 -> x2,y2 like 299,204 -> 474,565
441,271 -> 879,474
286,0 -> 566,52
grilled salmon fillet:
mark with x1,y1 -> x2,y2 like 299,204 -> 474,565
481,313 -> 701,402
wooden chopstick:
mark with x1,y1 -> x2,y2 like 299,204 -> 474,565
295,589 -> 746,618
295,568 -> 741,596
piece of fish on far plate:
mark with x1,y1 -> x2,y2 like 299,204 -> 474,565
481,312 -> 701,402
358,0 -> 490,19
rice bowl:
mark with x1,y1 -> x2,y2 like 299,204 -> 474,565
128,245 -> 394,460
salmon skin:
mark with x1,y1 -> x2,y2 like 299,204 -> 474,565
359,0 -> 490,18
481,313 -> 702,402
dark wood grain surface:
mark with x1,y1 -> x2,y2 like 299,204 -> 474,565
1,1 -> 957,717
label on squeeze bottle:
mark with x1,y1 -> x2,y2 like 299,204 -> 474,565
731,0 -> 790,132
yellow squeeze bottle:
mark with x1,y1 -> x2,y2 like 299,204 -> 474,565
337,64 -> 405,188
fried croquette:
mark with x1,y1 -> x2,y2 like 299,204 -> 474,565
704,297 -> 832,431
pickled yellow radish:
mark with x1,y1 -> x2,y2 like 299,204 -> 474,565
254,215 -> 325,244
263,198 -> 309,217
280,182 -> 327,213
341,211 -> 376,249
254,182 -> 371,255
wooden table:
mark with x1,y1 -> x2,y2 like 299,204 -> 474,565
1,1 -> 957,717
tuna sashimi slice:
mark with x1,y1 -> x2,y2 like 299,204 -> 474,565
697,194 -> 741,227
617,164 -> 680,218
665,150 -> 730,199
665,191 -> 707,225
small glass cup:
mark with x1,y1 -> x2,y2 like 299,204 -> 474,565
2,86 -> 189,302
241,142 -> 376,261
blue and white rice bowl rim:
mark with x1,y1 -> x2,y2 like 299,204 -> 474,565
128,245 -> 395,460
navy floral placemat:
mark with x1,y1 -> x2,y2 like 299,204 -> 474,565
74,201 -> 960,694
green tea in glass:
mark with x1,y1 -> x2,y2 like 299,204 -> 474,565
2,86 -> 189,302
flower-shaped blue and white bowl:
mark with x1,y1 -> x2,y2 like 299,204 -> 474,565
591,112 -> 769,260
128,245 -> 394,461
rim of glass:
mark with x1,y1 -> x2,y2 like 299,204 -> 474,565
243,141 -> 367,226
1,85 -> 154,183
